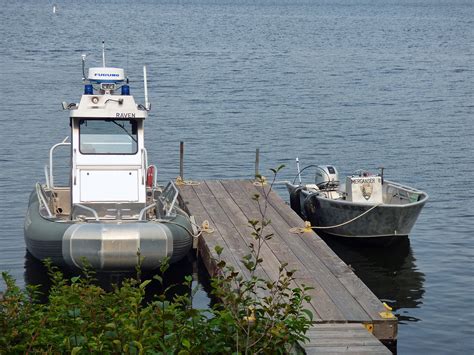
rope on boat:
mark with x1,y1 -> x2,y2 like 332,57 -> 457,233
175,176 -> 201,186
183,218 -> 215,241
200,220 -> 215,234
289,203 -> 382,234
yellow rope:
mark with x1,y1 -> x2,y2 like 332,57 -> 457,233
175,176 -> 201,186
289,221 -> 313,234
252,176 -> 267,187
200,220 -> 215,234
289,204 -> 381,234
379,301 -> 395,319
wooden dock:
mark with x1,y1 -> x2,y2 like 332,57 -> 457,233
177,180 -> 395,354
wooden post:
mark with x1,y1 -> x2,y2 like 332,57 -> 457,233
255,148 -> 260,178
180,141 -> 184,180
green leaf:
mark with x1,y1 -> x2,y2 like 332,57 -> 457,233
132,340 -> 144,352
71,276 -> 81,284
214,245 -> 224,255
182,338 -> 191,349
69,335 -> 86,346
71,347 -> 82,355
302,309 -> 314,321
68,308 -> 81,318
104,330 -> 117,338
105,322 -> 116,329
153,274 -> 163,284
139,279 -> 151,289
269,164 -> 286,175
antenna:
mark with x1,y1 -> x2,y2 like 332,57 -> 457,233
102,41 -> 106,67
143,65 -> 151,111
296,157 -> 302,184
81,54 -> 87,81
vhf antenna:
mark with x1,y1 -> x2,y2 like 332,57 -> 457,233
296,157 -> 302,185
102,41 -> 106,67
143,65 -> 150,111
81,54 -> 87,81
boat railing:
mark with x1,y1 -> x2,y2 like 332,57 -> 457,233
44,165 -> 51,189
159,181 -> 179,217
138,181 -> 178,220
138,203 -> 156,221
36,183 -> 53,217
141,148 -> 148,185
72,203 -> 100,221
385,181 -> 425,203
49,137 -> 71,188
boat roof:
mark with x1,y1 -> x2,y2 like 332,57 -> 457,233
69,66 -> 147,119
70,94 -> 147,119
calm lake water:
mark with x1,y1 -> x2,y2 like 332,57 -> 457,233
0,0 -> 473,353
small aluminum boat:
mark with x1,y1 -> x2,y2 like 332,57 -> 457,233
286,163 -> 428,242
24,52 -> 193,271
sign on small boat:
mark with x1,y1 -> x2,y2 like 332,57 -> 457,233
24,49 -> 194,271
286,160 -> 428,242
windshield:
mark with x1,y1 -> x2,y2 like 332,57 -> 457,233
79,119 -> 138,154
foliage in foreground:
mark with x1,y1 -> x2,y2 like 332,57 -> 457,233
0,167 -> 313,354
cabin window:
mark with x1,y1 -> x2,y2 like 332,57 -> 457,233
79,119 -> 138,154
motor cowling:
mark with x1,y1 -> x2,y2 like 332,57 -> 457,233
315,165 -> 339,189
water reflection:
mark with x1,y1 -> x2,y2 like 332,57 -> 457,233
24,251 -> 198,303
320,236 -> 425,323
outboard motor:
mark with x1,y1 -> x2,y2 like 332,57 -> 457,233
315,165 -> 339,190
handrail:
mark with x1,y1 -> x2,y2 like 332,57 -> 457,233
49,136 -> 70,188
160,181 -> 179,216
144,147 -> 148,170
36,183 -> 53,217
139,203 -> 156,221
385,181 -> 423,194
44,165 -> 51,189
141,148 -> 148,185
72,203 -> 99,221
72,148 -> 77,185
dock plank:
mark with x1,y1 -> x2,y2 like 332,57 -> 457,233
196,181 -> 275,282
303,324 -> 391,354
178,184 -> 245,278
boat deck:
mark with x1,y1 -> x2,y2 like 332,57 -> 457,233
177,180 -> 395,353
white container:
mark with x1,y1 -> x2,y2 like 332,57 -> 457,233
346,176 -> 383,203
88,67 -> 125,82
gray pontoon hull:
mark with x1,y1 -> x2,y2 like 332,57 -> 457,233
24,191 -> 193,271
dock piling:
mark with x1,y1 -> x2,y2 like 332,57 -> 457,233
179,141 -> 184,181
255,148 -> 260,178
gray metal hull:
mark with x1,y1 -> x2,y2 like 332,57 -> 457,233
24,190 -> 193,271
287,184 -> 427,240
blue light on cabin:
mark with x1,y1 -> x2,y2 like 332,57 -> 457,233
121,85 -> 130,95
84,84 -> 93,95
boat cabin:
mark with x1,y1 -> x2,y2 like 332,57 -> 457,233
51,66 -> 153,220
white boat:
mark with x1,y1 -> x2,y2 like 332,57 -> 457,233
24,52 -> 193,271
286,163 -> 428,242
